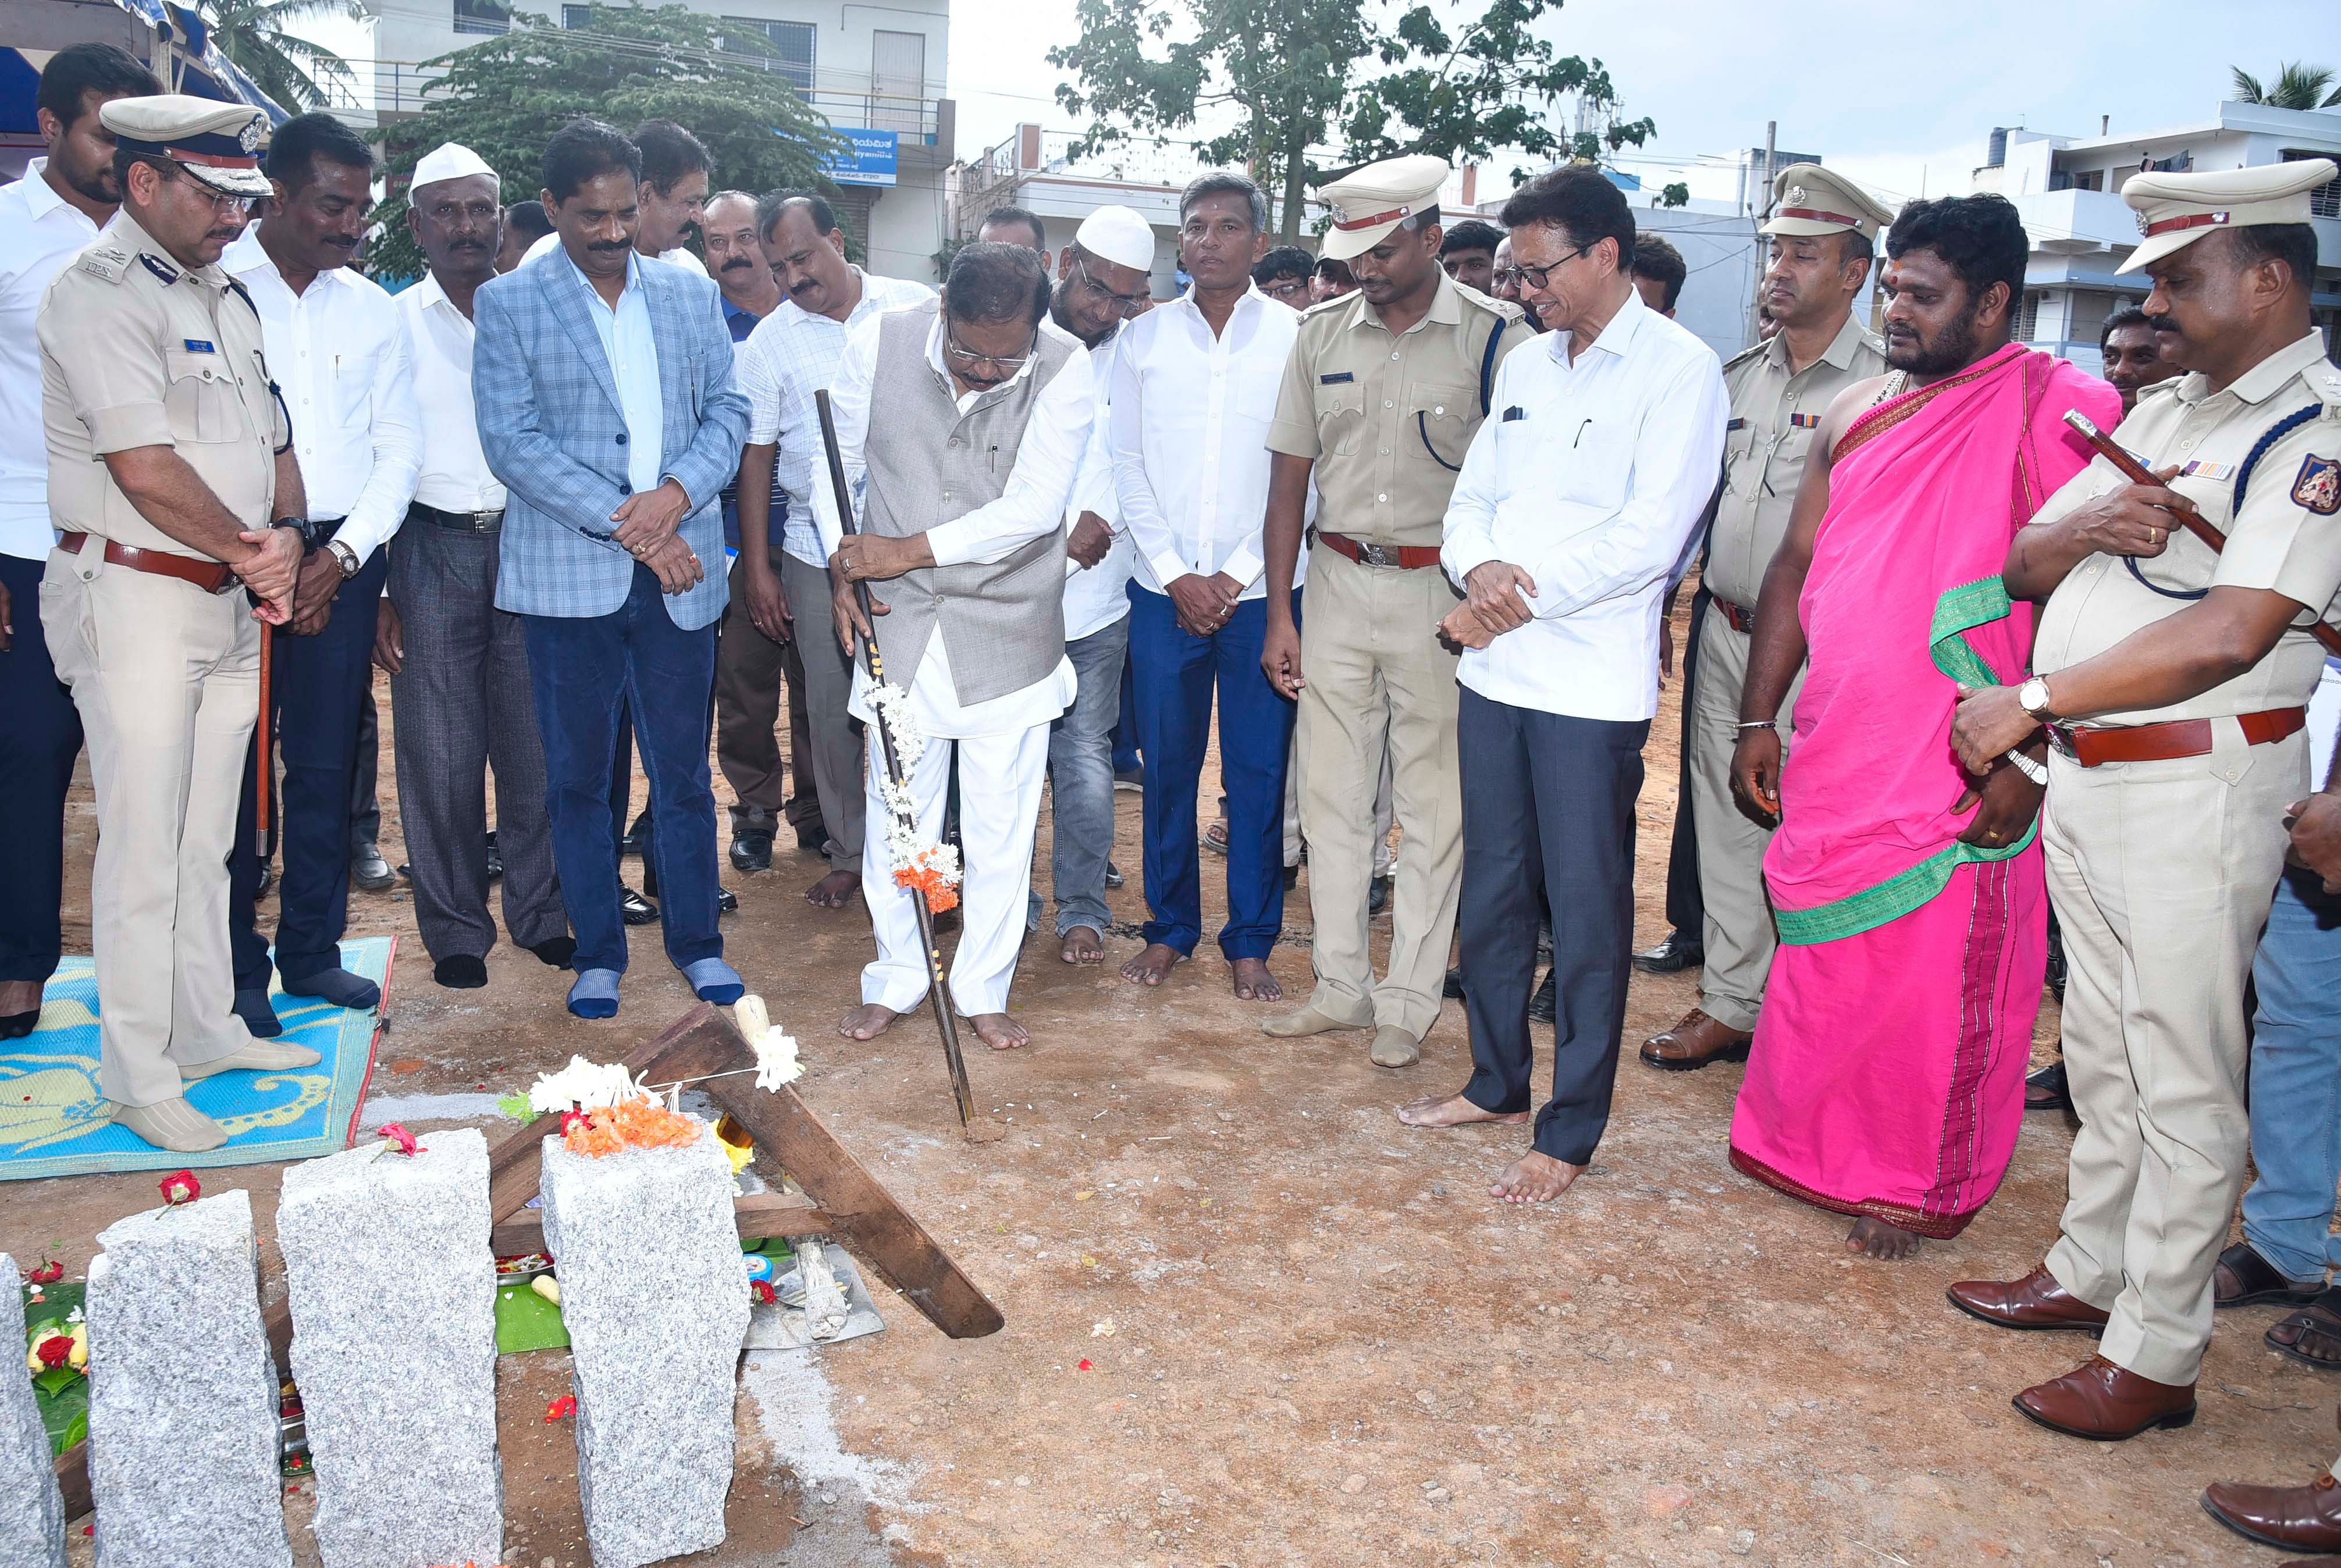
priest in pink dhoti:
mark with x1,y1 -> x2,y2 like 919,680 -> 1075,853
1724,194 -> 2121,1257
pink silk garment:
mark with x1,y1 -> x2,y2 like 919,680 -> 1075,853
1728,344 -> 2119,1237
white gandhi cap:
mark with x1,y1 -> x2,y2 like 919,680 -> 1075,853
412,142 -> 499,195
1075,205 -> 1156,273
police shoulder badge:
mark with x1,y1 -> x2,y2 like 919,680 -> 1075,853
2294,453 -> 2341,516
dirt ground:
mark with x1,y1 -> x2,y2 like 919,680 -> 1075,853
12,587 -> 2326,1568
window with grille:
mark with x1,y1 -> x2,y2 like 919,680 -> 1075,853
720,17 -> 816,90
561,3 -> 589,26
2013,291 -> 2043,343
454,0 -> 509,34
2282,151 -> 2341,220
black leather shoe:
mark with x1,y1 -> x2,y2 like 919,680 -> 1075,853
718,887 -> 739,916
793,818 -> 827,851
730,829 -> 774,873
1368,875 -> 1391,917
2026,1060 -> 2072,1113
351,842 -> 394,892
619,814 -> 649,857
1443,967 -> 1466,1000
1631,929 -> 1703,974
620,886 -> 659,925
254,860 -> 275,901
1527,969 -> 1557,1024
484,829 -> 503,881
1282,863 -> 1300,891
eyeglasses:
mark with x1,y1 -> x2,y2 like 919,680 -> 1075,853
1495,246 -> 1590,294
162,169 -> 253,213
943,320 -> 1041,377
1259,277 -> 1308,303
1072,255 -> 1151,318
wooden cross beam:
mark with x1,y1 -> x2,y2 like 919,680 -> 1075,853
52,1001 -> 1002,1517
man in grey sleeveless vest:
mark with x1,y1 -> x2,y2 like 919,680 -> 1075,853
814,243 -> 1096,1050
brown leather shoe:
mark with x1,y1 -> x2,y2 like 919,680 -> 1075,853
2203,1471 -> 2341,1552
2013,1355 -> 2194,1440
1639,1008 -> 1753,1071
1945,1265 -> 2110,1332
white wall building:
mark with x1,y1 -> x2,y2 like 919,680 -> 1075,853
1976,104 -> 2341,372
319,0 -> 954,281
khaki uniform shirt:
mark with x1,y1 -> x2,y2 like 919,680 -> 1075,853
1704,313 -> 1885,607
1267,273 -> 1531,548
40,209 -> 282,559
2032,332 -> 2341,728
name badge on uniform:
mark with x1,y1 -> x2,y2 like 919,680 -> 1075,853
1725,417 -> 1746,432
1502,406 -> 1526,423
182,338 -> 216,354
1788,412 -> 1821,429
2178,459 -> 2233,481
1318,372 -> 1355,385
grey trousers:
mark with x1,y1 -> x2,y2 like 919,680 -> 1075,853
1046,614 -> 1130,937
780,549 -> 866,872
387,512 -> 566,963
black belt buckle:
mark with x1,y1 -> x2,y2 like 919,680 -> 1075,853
1358,541 -> 1399,568
418,502 -> 503,533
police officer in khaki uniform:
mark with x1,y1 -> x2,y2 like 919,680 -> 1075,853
1945,158 -> 2341,1442
1642,163 -> 1890,1070
1257,154 -> 1532,1068
39,96 -> 315,1153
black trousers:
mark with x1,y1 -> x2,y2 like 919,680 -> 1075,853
1457,686 -> 1646,1166
1662,585 -> 1708,936
0,553 -> 83,983
231,540 -> 389,988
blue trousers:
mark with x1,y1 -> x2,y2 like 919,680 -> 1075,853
230,544 -> 392,986
522,563 -> 721,975
0,553 -> 83,983
2239,864 -> 2341,1282
1127,585 -> 1298,960
1457,686 -> 1647,1165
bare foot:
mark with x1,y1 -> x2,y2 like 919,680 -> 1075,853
805,869 -> 862,909
1847,1216 -> 1923,1260
1230,957 -> 1282,1002
1394,1092 -> 1530,1130
969,1012 -> 1030,1050
838,1003 -> 899,1040
1120,943 -> 1182,987
1491,1150 -> 1584,1204
1061,925 -> 1107,965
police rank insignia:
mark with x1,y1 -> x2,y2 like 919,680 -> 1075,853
2294,454 -> 2341,516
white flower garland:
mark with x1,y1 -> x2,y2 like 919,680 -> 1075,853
526,1054 -> 650,1116
867,681 -> 964,907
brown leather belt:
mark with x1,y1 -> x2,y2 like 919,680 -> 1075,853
1710,594 -> 1756,634
1317,531 -> 1443,571
2052,705 -> 2306,768
56,532 -> 236,594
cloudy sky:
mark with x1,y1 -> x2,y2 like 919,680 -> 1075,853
948,0 -> 2333,205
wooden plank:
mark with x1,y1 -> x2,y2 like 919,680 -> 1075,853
703,1064 -> 1004,1341
490,1189 -> 827,1255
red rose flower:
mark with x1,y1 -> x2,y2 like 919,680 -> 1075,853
26,1260 -> 63,1286
34,1336 -> 73,1370
545,1395 -> 576,1423
1076,1359 -> 1093,1372
158,1170 -> 200,1206
751,1280 -> 777,1306
378,1122 -> 418,1157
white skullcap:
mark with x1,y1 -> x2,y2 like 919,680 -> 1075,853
1075,205 -> 1156,274
412,142 -> 498,194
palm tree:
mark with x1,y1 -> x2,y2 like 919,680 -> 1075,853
2229,62 -> 2341,111
201,0 -> 361,112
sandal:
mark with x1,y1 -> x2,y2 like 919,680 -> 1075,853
2217,1241 -> 2326,1309
2267,1291 -> 2341,1371
1201,821 -> 1230,858
2023,1060 -> 2071,1113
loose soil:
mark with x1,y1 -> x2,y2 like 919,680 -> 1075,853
11,589 -> 2312,1568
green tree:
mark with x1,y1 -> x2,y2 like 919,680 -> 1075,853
201,0 -> 361,112
366,3 -> 841,280
2229,62 -> 2341,110
1048,0 -> 1677,243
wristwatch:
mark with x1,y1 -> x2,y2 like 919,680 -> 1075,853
325,539 -> 360,579
2016,676 -> 2059,723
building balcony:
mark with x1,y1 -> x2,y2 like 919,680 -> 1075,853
2009,188 -> 2142,258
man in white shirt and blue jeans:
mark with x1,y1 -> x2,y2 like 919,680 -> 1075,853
222,112 -> 421,1031
1113,173 -> 1304,1002
0,43 -> 157,1038
1401,166 -> 1727,1204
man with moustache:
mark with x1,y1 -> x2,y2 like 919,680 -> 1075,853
0,42 -> 158,1039
373,142 -> 570,991
1258,155 -> 1531,1070
732,192 -> 935,911
1490,235 -> 1545,333
1641,165 -> 1888,1075
222,112 -> 421,1032
2098,305 -> 2181,415
40,95 -> 309,1150
704,188 -> 825,874
524,118 -> 710,277
1037,205 -> 1155,966
474,118 -> 750,1020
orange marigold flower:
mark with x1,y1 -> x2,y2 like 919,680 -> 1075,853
560,1096 -> 702,1158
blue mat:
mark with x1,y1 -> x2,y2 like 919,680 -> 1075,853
0,937 -> 394,1181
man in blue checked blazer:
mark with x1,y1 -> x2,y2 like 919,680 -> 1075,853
474,119 -> 750,1020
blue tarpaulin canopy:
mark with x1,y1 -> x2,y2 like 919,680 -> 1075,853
2,0 -> 287,141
